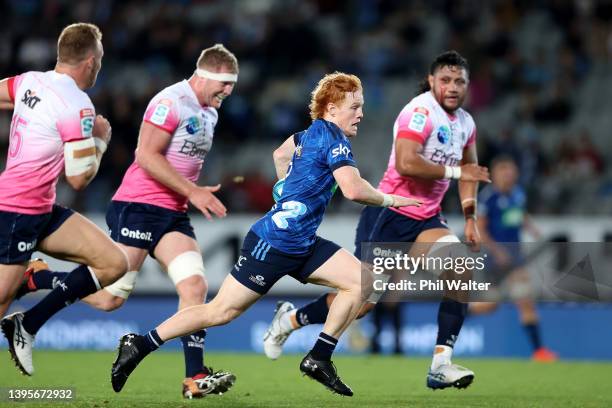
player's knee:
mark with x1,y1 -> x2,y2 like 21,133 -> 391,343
100,247 -> 129,282
177,275 -> 208,304
97,295 -> 125,312
216,305 -> 242,326
168,251 -> 206,298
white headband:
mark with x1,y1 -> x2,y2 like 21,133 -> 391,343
195,68 -> 237,82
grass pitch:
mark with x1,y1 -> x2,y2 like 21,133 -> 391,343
1,351 -> 611,407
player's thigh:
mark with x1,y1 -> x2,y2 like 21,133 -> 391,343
153,231 -> 200,268
118,243 -> 148,273
413,227 -> 454,254
38,212 -> 126,269
209,274 -> 261,319
307,248 -> 365,293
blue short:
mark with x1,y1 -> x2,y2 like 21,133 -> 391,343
353,207 -> 449,260
231,230 -> 341,294
0,205 -> 74,264
106,201 -> 196,256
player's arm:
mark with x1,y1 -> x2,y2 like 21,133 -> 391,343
272,135 -> 295,179
64,115 -> 111,191
0,77 -> 15,110
333,165 -> 421,208
459,143 -> 483,248
136,122 -> 226,219
395,138 -> 490,182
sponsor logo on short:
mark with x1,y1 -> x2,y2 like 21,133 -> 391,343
17,239 -> 37,252
120,227 -> 153,242
331,143 -> 350,158
249,274 -> 266,287
21,89 -> 41,109
234,255 -> 247,271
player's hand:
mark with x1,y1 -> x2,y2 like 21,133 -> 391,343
93,115 -> 112,144
464,218 -> 482,252
188,184 -> 227,220
460,163 -> 491,183
390,195 -> 422,208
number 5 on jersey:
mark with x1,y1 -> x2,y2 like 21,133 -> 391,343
272,201 -> 307,229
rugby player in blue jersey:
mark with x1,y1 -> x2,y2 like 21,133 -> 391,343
110,72 -> 421,396
471,155 -> 557,361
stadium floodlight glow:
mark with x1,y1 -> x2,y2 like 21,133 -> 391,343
195,69 -> 237,83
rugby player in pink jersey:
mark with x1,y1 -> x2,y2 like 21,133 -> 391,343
0,23 -> 128,376
14,44 -> 238,398
262,51 -> 492,390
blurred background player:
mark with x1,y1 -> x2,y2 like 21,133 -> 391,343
0,23 -> 128,376
470,155 -> 558,362
15,44 -> 238,398
262,51 -> 491,390
110,72 -> 421,397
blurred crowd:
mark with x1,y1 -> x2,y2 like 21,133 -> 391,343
1,0 -> 611,214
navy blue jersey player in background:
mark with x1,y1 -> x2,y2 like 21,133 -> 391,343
110,72 -> 421,396
470,155 -> 558,362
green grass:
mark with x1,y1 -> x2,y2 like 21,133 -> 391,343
1,351 -> 611,407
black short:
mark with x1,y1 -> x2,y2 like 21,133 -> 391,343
106,201 -> 196,256
353,206 -> 449,260
230,230 -> 341,294
0,205 -> 74,264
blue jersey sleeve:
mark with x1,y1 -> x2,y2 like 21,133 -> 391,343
325,137 -> 356,171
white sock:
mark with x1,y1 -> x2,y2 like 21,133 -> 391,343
430,345 -> 453,370
279,311 -> 296,333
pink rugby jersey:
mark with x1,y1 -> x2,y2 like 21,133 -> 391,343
113,80 -> 217,212
0,71 -> 96,214
378,91 -> 476,220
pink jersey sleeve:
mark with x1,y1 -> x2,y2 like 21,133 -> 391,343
56,106 -> 95,143
395,106 -> 434,144
143,98 -> 180,134
7,75 -> 23,102
465,127 -> 477,147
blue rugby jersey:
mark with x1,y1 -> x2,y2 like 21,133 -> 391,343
478,185 -> 526,242
252,119 -> 356,253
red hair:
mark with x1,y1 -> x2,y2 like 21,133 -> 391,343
309,72 -> 362,120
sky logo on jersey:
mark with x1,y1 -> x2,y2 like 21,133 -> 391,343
186,116 -> 202,135
332,143 -> 350,158
21,89 -> 41,109
437,125 -> 450,144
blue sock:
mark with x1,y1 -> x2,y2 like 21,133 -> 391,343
310,332 -> 338,361
139,329 -> 165,354
435,299 -> 468,347
32,270 -> 69,289
523,323 -> 542,350
296,294 -> 329,326
180,329 -> 207,378
22,264 -> 99,335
